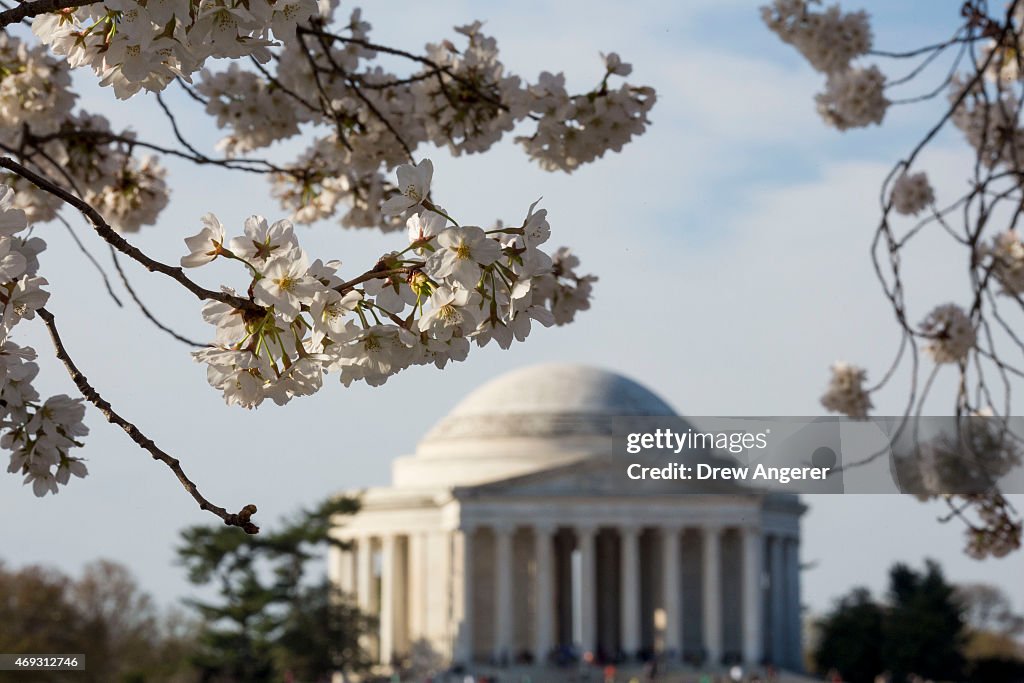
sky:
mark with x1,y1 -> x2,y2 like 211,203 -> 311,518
2,0 -> 1023,621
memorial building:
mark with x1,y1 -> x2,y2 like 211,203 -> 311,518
329,364 -> 804,672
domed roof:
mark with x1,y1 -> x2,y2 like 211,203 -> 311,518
392,365 -> 680,488
441,364 -> 676,421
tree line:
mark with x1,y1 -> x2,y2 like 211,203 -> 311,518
4,501 -> 1023,683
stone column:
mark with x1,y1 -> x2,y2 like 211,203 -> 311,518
356,535 -> 374,612
356,535 -> 376,660
785,536 -> 802,670
555,531 -> 574,649
341,546 -> 356,596
742,525 -> 763,666
620,525 -> 641,659
379,534 -> 396,665
577,525 -> 598,657
407,533 -> 426,641
770,534 -> 787,665
395,537 -> 409,656
661,525 -> 682,659
453,527 -> 475,664
533,524 -> 555,664
702,525 -> 722,666
493,524 -> 514,663
327,543 -> 341,588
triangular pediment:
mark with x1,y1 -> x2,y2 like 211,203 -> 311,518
452,453 -> 759,499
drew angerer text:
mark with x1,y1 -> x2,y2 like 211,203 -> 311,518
626,462 -> 832,483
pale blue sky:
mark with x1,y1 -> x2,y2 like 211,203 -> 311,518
2,0 -> 1022,619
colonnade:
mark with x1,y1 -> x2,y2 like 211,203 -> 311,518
335,522 -> 801,669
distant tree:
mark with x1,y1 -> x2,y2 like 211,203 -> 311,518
813,560 -> 970,683
813,587 -> 885,683
956,583 -> 1024,683
957,583 -> 1024,644
0,559 -> 198,683
0,562 -> 93,683
882,560 -> 966,682
177,495 -> 371,683
274,580 -> 373,680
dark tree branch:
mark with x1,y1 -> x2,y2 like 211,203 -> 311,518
0,0 -> 98,28
29,127 -> 290,176
300,27 -> 513,113
0,155 -> 263,315
336,266 -> 416,293
37,307 -> 260,534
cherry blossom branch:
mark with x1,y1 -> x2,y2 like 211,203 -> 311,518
294,27 -> 359,151
0,0 -> 98,28
27,127 -> 291,177
306,29 -> 415,161
336,266 -> 417,293
251,56 -> 319,115
4,147 -> 204,344
306,27 -> 607,111
299,26 -> 514,114
153,92 -> 239,168
343,74 -> 415,162
37,307 -> 260,534
0,155 -> 263,315
768,0 -> 1024,557
868,36 -> 976,60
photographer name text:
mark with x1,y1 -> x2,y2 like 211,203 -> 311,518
625,462 -> 831,483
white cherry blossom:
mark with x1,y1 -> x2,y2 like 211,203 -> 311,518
0,238 -> 27,282
229,216 -> 299,263
253,250 -> 322,321
417,286 -> 481,341
382,160 -> 433,214
310,289 -> 361,345
3,275 -> 50,332
181,213 -> 228,268
0,186 -> 28,236
407,210 -> 447,246
425,226 -> 502,288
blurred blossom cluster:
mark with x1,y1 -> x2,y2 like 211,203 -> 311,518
0,34 -> 168,233
766,0 -> 1024,557
0,186 -> 88,497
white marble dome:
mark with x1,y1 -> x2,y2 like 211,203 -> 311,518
392,364 -> 679,488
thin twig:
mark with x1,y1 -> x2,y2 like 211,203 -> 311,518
37,307 -> 260,534
108,246 -> 207,348
30,127 -> 288,176
55,213 -> 123,307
